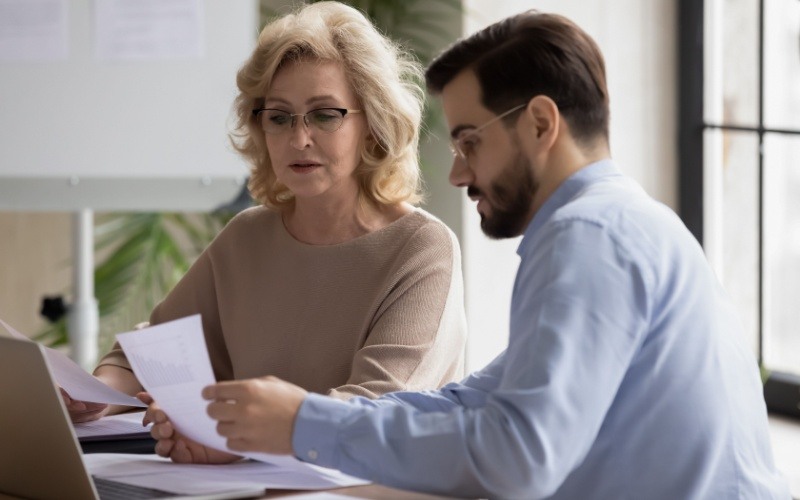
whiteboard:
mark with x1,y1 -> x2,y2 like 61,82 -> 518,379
0,0 -> 257,211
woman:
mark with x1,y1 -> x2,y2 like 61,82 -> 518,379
66,2 -> 466,427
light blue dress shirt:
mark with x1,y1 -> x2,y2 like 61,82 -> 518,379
293,160 -> 790,499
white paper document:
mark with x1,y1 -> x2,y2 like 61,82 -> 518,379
115,316 -> 223,449
0,0 -> 69,62
0,317 -> 145,407
85,453 -> 265,496
74,411 -> 152,440
84,453 -> 368,495
116,315 -> 368,484
93,0 -> 204,61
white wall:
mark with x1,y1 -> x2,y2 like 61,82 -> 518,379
0,0 -> 257,213
431,1 -> 678,371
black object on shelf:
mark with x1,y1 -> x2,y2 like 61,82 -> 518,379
764,371 -> 800,420
40,295 -> 67,323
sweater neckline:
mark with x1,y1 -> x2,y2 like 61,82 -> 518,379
276,207 -> 422,249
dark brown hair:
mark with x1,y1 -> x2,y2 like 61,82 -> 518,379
426,10 -> 609,145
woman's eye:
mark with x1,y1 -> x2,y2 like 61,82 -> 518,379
267,112 -> 290,125
311,110 -> 340,123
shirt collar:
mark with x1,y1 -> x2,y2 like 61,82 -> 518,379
517,158 -> 621,256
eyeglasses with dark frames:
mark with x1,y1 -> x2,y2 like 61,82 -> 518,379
449,103 -> 527,165
251,107 -> 362,135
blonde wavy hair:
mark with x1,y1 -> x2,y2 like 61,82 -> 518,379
230,1 -> 425,210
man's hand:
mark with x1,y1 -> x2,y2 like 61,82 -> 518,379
61,387 -> 109,423
139,392 -> 240,465
203,376 -> 308,455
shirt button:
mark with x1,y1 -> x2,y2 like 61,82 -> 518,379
307,449 -> 319,461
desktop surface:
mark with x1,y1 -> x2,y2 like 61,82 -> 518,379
0,483 -> 462,500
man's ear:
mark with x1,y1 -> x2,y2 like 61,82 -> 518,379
521,95 -> 560,151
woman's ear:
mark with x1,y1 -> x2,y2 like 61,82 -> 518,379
364,132 -> 387,159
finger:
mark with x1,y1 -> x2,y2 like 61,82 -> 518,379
81,401 -> 107,411
72,410 -> 105,424
215,421 -> 241,439
73,405 -> 107,416
71,407 -> 109,423
143,403 -> 159,426
150,422 -> 168,441
150,406 -> 169,425
59,387 -> 73,405
60,389 -> 100,413
202,381 -> 247,401
170,439 -> 195,464
66,399 -> 87,411
151,421 -> 175,440
137,392 -> 153,405
206,400 -> 238,422
154,438 -> 175,458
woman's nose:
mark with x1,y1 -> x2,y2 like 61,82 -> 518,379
288,117 -> 312,149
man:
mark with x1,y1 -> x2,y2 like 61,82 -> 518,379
150,10 -> 790,499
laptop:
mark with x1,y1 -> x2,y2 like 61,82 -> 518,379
0,336 -> 260,500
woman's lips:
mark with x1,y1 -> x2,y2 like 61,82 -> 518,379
289,162 -> 321,173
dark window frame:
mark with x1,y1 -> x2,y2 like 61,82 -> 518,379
678,0 -> 800,420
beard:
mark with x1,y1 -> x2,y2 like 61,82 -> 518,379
469,150 -> 537,239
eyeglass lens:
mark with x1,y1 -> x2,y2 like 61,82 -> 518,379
449,103 -> 527,163
258,108 -> 346,134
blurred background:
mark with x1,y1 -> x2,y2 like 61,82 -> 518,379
1,3 -> 798,490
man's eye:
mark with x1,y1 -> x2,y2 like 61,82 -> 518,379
461,138 -> 479,156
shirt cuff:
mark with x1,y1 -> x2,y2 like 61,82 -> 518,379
292,393 -> 356,468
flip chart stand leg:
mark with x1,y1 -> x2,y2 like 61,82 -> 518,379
68,209 -> 99,371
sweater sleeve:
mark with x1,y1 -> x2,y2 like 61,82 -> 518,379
95,240 -> 234,382
327,221 -> 467,400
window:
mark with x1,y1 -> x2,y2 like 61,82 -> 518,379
679,0 -> 800,418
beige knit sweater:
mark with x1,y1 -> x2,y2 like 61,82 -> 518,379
97,206 -> 467,399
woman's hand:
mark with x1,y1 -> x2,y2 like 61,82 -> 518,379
60,387 -> 109,423
203,376 -> 308,455
139,392 -> 240,464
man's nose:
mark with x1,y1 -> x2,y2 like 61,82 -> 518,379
449,156 -> 474,188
